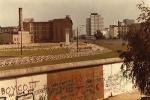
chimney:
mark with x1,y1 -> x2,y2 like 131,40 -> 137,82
19,8 -> 23,31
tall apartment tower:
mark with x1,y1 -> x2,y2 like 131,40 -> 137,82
86,18 -> 91,36
86,13 -> 104,36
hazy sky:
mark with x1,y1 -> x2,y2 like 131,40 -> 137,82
0,0 -> 148,28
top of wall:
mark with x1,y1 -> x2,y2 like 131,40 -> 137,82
0,57 -> 122,79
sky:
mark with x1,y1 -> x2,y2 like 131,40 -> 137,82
0,0 -> 148,28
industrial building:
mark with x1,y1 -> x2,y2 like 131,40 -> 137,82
0,8 -> 32,44
0,8 -> 73,44
23,15 -> 73,43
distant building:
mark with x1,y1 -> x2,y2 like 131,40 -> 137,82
0,8 -> 73,44
86,18 -> 91,36
109,25 -> 119,38
23,16 -> 73,43
117,19 -> 135,39
0,26 -> 32,44
52,16 -> 73,43
123,19 -> 135,26
0,30 -> 31,44
102,28 -> 110,39
23,21 -> 52,43
129,23 -> 141,33
0,26 -> 18,33
86,13 -> 104,36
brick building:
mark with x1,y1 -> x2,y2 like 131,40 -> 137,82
52,16 -> 73,42
23,16 -> 73,43
23,21 -> 53,43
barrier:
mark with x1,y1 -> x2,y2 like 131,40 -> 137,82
0,58 -> 134,100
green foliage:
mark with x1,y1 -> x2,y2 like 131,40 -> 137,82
94,30 -> 105,39
120,1 -> 150,95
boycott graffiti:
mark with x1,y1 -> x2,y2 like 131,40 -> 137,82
0,81 -> 40,97
0,74 -> 47,100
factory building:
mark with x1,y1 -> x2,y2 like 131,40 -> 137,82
23,15 -> 73,43
0,8 -> 73,44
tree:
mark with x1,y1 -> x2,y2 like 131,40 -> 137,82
120,1 -> 150,95
94,30 -> 104,39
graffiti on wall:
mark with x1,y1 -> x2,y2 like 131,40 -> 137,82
0,66 -> 104,100
103,63 -> 133,98
47,67 -> 104,100
0,74 -> 47,100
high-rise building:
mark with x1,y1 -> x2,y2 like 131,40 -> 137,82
86,18 -> 91,36
86,13 -> 104,36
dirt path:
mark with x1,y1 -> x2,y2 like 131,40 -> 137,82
107,91 -> 140,100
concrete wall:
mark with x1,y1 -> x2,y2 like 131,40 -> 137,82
103,63 -> 133,98
17,31 -> 32,44
47,67 -> 103,100
0,58 -> 134,100
0,74 -> 47,100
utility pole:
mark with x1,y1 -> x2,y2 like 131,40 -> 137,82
77,27 -> 79,52
21,31 -> 22,55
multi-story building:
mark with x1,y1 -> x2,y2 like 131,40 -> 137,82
23,21 -> 53,43
52,16 -> 73,43
86,18 -> 91,36
109,25 -> 119,38
0,7 -> 73,44
117,19 -> 135,39
86,13 -> 104,36
23,16 -> 73,43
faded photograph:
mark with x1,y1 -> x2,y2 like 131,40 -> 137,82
0,0 -> 149,100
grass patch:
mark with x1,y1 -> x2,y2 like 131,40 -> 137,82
0,48 -> 70,57
95,39 -> 127,56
